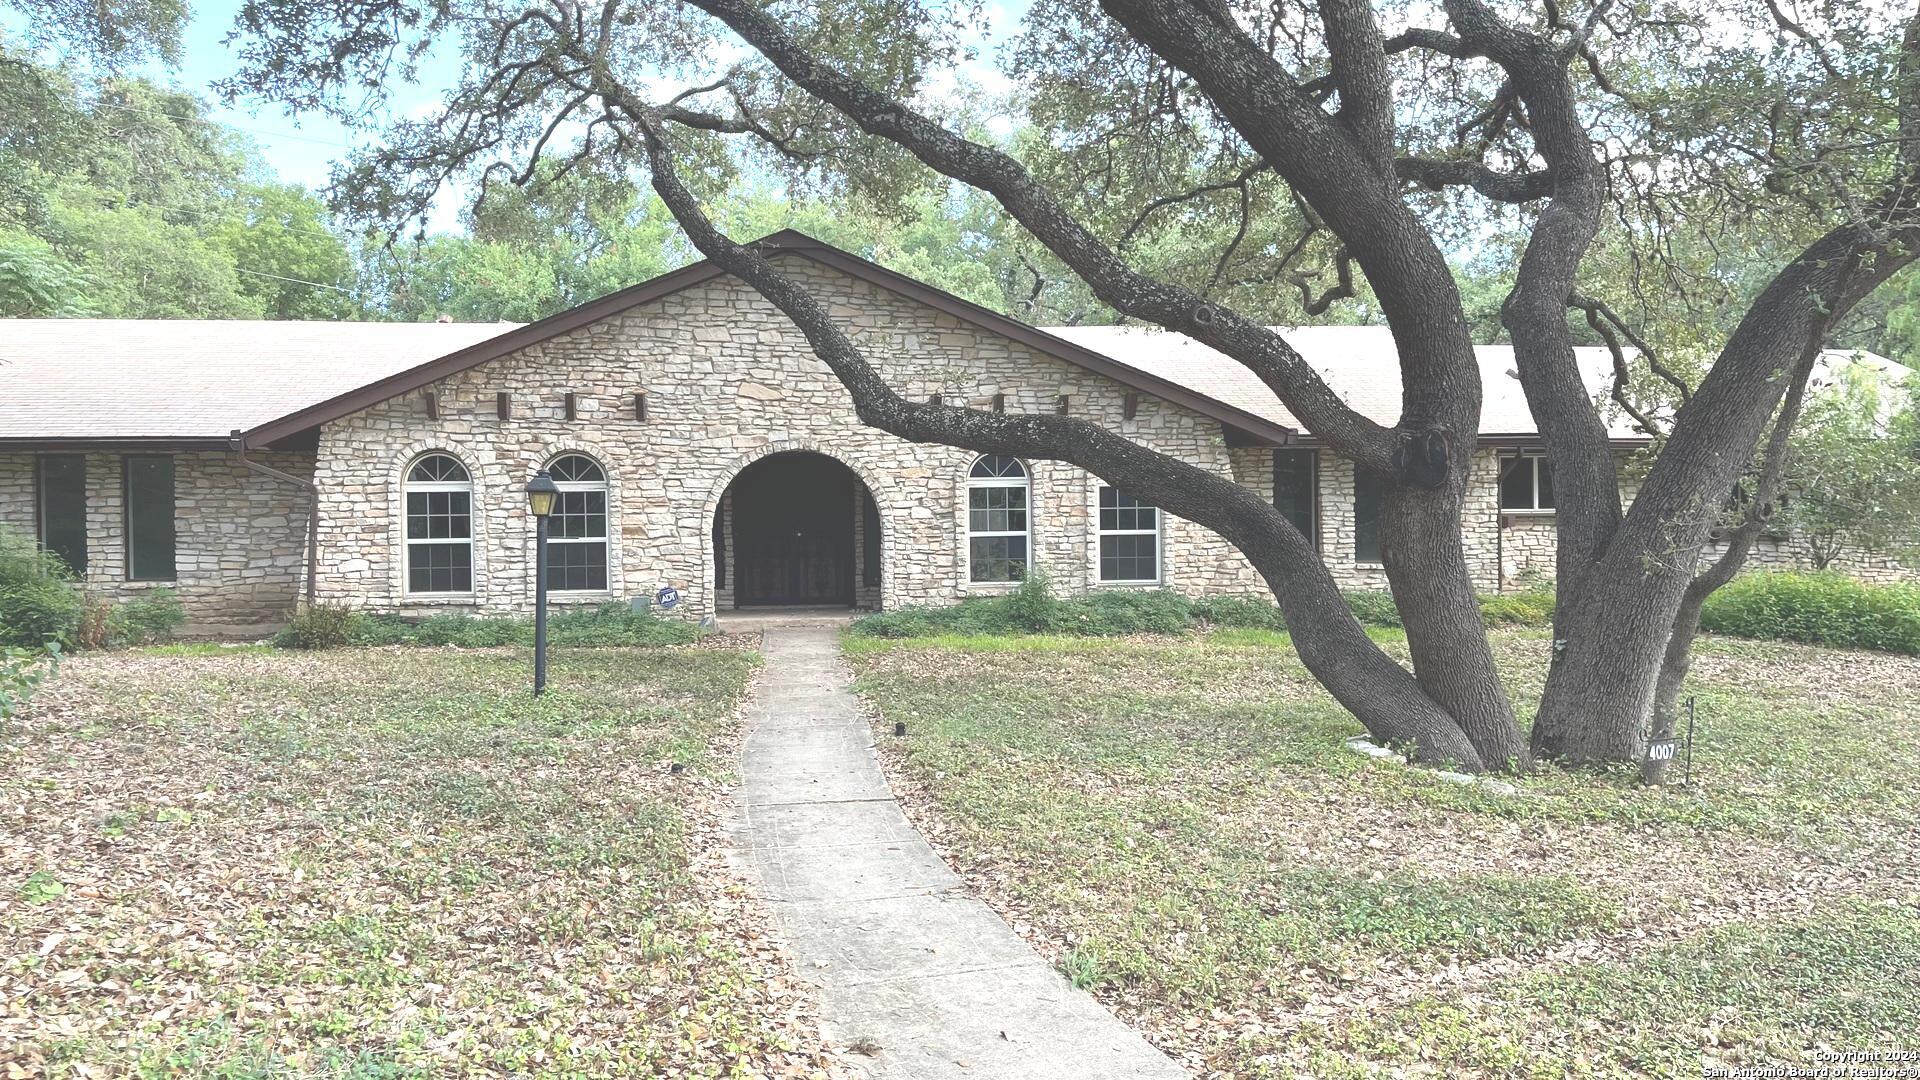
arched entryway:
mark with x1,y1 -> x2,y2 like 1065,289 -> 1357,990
713,451 -> 882,609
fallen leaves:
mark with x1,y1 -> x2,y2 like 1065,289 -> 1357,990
1,645 -> 848,1078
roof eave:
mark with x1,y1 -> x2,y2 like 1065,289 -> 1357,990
0,435 -> 236,451
240,231 -> 1301,450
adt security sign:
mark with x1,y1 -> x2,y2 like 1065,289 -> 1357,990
655,586 -> 680,610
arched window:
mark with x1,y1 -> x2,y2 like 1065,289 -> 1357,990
404,453 -> 473,594
547,453 -> 609,592
966,455 -> 1030,583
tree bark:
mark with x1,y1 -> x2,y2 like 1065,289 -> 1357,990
628,113 -> 1496,770
1531,221 -> 1917,763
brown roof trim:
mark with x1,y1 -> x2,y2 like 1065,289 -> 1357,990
1284,432 -> 1655,450
240,229 -> 1301,449
241,255 -> 733,448
0,436 -> 235,451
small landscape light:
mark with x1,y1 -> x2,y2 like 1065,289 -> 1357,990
893,722 -> 907,737
670,762 -> 685,776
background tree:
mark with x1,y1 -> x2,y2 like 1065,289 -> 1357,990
1777,360 -> 1920,570
213,0 -> 1920,773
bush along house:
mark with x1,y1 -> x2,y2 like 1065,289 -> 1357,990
1,230 -> 1912,633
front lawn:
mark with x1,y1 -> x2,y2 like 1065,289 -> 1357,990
846,629 -> 1920,1078
1,643 -> 841,1078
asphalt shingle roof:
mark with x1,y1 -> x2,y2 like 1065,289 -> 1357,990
0,319 -> 516,442
1,315 -> 1902,445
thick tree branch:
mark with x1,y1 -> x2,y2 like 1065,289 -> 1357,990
1395,156 -> 1552,202
1318,0 -> 1397,176
624,108 -> 1492,770
675,0 -> 1399,468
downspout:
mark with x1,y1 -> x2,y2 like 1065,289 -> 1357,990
229,429 -> 319,608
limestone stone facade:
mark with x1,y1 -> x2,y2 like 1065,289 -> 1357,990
0,450 -> 313,630
4,253 -> 1913,631
307,257 -> 1270,623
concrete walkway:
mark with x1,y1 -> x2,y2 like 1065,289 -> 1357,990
733,624 -> 1186,1080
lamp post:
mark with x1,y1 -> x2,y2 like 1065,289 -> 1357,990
525,469 -> 559,696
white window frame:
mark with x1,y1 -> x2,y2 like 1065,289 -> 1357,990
546,453 -> 611,595
965,455 -> 1031,584
403,453 -> 475,596
1096,485 -> 1163,585
1499,451 -> 1555,514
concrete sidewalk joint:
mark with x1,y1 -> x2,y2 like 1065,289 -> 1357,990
731,624 -> 1187,1080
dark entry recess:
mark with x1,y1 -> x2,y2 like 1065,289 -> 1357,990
727,452 -> 862,606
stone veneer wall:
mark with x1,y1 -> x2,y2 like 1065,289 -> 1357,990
310,256 -> 1270,622
302,255 -> 1915,622
0,450 -> 313,629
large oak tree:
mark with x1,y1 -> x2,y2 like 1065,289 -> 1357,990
228,0 -> 1920,772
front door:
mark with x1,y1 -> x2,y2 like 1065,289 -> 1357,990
732,454 -> 857,606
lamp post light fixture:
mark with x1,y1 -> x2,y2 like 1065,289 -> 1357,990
525,468 -> 560,696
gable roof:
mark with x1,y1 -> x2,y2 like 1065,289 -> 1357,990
2,229 -> 1906,452
1048,325 -> 1654,442
233,230 -> 1301,448
0,320 -> 513,446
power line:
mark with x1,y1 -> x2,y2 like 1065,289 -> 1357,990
232,266 -> 354,293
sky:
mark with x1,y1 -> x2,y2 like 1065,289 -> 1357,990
7,0 -> 1030,233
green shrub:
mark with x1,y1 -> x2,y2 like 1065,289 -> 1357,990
275,603 -> 357,650
108,587 -> 185,645
1189,595 -> 1288,630
1702,571 -> 1920,654
1342,589 -> 1403,628
1002,573 -> 1069,633
0,528 -> 82,648
288,601 -> 700,650
1065,589 -> 1193,635
1479,584 -> 1556,627
549,602 -> 700,646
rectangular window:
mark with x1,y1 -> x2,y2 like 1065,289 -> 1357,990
967,482 -> 1029,582
1354,468 -> 1384,564
1273,449 -> 1317,549
1098,486 -> 1161,583
123,455 -> 176,581
548,488 -> 609,591
1499,453 -> 1555,511
36,454 -> 87,575
406,488 -> 473,593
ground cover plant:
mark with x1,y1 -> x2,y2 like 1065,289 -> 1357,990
275,600 -> 699,649
1700,571 -> 1920,655
847,576 -> 1557,640
846,629 -> 1920,1077
0,642 -> 842,1077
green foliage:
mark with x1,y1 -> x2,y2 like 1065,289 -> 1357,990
0,527 -> 82,648
0,54 -> 357,319
1340,590 -> 1403,629
1,642 -> 62,721
1775,359 -> 1920,568
275,603 -> 357,650
854,584 -> 1560,640
1187,594 -> 1289,631
18,869 -> 66,904
107,587 -> 184,645
285,601 -> 701,650
1702,572 -> 1920,654
1478,583 -> 1558,627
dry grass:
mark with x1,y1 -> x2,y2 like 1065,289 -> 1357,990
847,629 -> 1920,1079
2,643 -> 845,1078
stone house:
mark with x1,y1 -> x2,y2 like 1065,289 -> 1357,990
0,231 -> 1910,632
